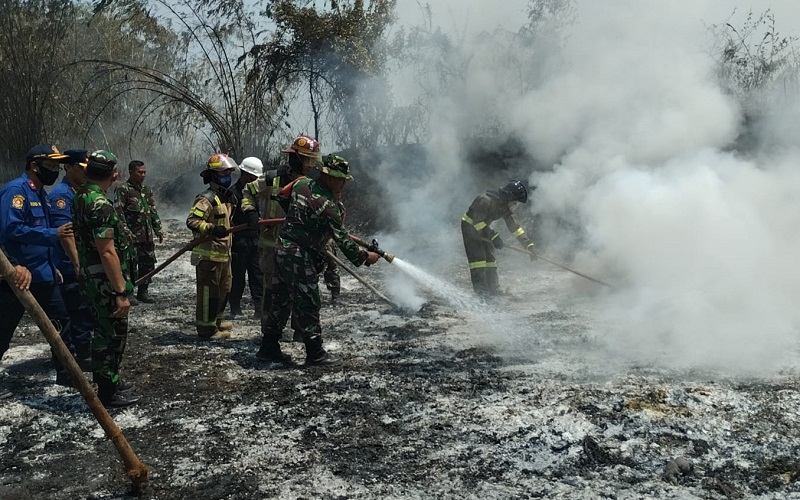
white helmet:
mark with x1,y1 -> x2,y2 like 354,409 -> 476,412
239,156 -> 264,177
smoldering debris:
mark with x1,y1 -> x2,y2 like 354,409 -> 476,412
0,219 -> 799,499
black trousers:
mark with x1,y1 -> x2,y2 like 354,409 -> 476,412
0,280 -> 73,361
227,241 -> 263,313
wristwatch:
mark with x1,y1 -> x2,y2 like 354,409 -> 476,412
113,290 -> 128,298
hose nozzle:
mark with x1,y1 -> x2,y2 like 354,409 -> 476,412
383,253 -> 395,263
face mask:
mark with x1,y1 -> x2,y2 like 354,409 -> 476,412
37,167 -> 60,186
215,174 -> 232,188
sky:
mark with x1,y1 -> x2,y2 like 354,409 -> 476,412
377,0 -> 800,375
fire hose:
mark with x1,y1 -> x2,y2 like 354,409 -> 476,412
135,218 -> 285,286
324,249 -> 397,307
485,239 -> 613,289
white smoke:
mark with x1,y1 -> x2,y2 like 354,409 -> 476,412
385,0 -> 800,374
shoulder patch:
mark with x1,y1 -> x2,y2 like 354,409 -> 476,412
55,198 -> 67,210
11,194 -> 24,210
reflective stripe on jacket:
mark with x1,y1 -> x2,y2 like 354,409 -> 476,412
187,190 -> 232,264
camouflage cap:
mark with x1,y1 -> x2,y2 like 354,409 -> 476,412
87,149 -> 118,171
318,154 -> 353,181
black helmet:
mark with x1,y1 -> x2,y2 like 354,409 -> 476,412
499,180 -> 529,204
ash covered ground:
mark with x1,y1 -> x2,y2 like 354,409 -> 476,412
2,219 -> 800,500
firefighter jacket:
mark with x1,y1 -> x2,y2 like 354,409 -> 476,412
0,173 -> 60,283
461,191 -> 534,250
279,179 -> 367,267
241,167 -> 293,250
114,180 -> 162,244
186,186 -> 233,265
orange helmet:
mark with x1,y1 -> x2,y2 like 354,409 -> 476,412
283,134 -> 321,159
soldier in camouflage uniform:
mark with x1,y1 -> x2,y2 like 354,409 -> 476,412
115,160 -> 163,303
186,153 -> 237,339
256,154 -> 380,367
73,150 -> 141,408
241,134 -> 321,335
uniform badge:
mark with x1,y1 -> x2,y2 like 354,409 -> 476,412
55,198 -> 67,210
11,194 -> 24,210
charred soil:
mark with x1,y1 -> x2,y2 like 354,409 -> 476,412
1,219 -> 800,499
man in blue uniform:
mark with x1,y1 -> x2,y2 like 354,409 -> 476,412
49,149 -> 95,378
0,144 -> 77,387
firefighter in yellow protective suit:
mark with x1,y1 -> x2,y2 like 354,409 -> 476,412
186,153 -> 238,339
460,180 -> 536,296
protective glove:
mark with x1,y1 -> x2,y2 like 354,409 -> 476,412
527,243 -> 537,261
211,225 -> 228,238
246,210 -> 259,229
492,235 -> 504,250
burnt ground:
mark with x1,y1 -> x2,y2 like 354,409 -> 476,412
1,219 -> 800,499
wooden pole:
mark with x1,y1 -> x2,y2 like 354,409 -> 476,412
135,217 -> 285,286
495,241 -> 614,289
324,250 -> 397,307
0,249 -> 150,489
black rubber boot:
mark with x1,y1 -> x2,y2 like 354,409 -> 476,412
303,335 -> 340,367
136,285 -> 155,303
96,375 -> 141,408
256,333 -> 297,368
55,370 -> 76,388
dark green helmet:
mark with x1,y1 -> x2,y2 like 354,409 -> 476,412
87,149 -> 118,171
319,154 -> 353,181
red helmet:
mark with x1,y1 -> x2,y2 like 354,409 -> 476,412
206,153 -> 237,172
283,134 -> 321,159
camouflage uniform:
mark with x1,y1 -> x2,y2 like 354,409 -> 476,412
260,178 -> 368,361
114,180 -> 162,294
72,181 -> 136,394
186,186 -> 233,337
461,191 -> 534,295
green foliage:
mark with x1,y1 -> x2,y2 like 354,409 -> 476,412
710,9 -> 800,112
0,0 -> 74,172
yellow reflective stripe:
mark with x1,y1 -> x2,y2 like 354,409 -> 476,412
199,286 -> 214,325
490,233 -> 499,240
214,195 -> 222,206
469,261 -> 487,269
462,214 -> 486,230
526,242 -> 535,249
512,228 -> 525,237
272,176 -> 280,189
192,248 -> 229,259
247,183 -> 258,195
191,207 -> 205,217
486,261 -> 497,268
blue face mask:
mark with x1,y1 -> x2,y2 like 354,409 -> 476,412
216,174 -> 232,188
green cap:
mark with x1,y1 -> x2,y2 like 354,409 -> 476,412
319,154 -> 353,181
87,150 -> 118,171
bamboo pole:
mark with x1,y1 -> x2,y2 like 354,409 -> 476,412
135,217 -> 285,286
0,249 -> 150,489
324,250 -> 397,307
